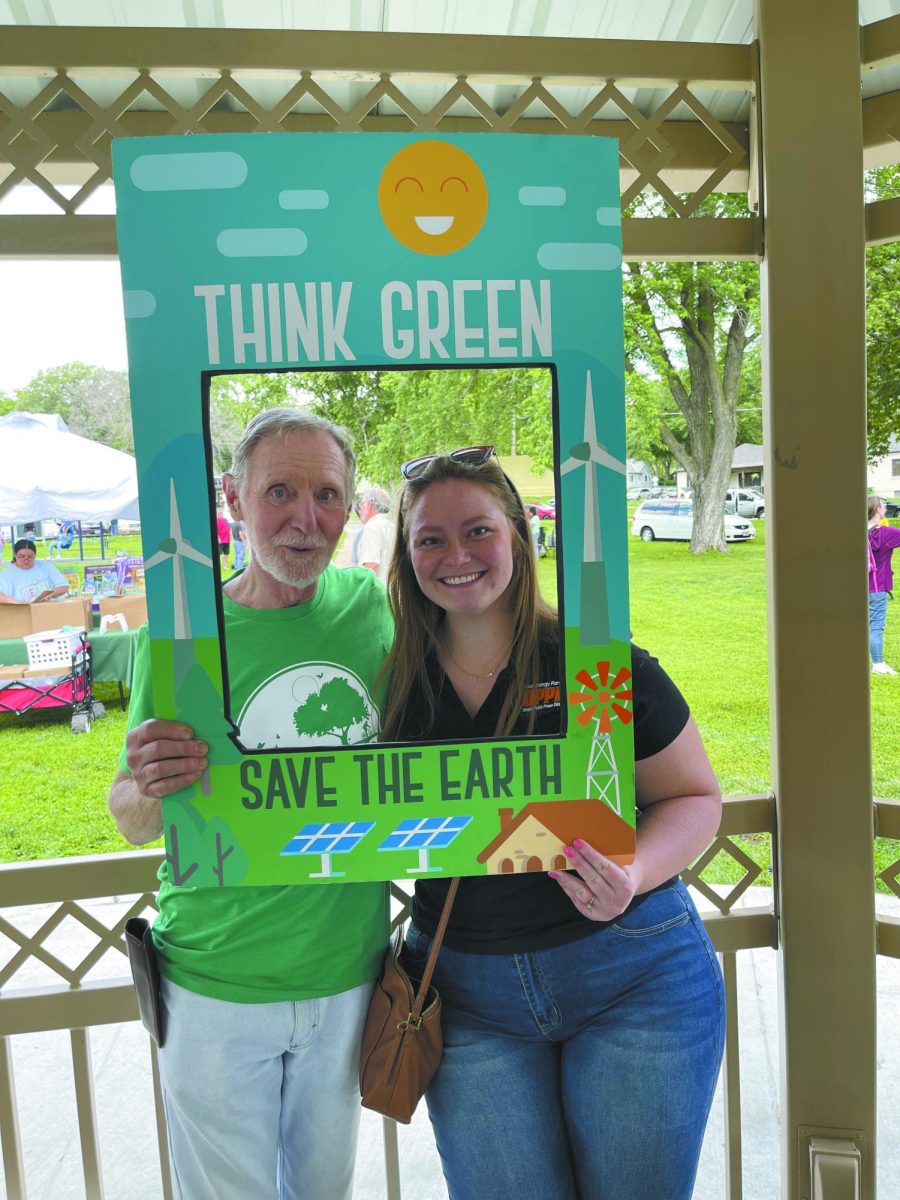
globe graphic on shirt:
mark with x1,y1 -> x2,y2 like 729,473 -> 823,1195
237,661 -> 379,749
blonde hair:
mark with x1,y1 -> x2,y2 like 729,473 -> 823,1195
868,495 -> 884,521
381,456 -> 557,739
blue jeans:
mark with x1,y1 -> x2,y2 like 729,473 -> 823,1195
406,879 -> 725,1200
158,977 -> 373,1200
869,590 -> 889,662
233,539 -> 246,570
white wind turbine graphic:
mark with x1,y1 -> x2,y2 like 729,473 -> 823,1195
560,371 -> 626,646
144,479 -> 213,641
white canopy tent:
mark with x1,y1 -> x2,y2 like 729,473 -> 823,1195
0,411 -> 139,525
0,411 -> 140,561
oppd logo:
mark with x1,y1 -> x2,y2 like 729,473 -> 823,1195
237,661 -> 380,750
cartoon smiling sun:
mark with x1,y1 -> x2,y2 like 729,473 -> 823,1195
378,140 -> 488,256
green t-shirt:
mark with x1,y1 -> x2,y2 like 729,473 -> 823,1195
123,566 -> 393,1003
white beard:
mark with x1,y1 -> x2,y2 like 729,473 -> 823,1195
251,539 -> 331,590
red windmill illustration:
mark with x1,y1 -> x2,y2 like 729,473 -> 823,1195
568,661 -> 633,815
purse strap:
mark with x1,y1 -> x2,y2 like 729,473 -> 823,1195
408,876 -> 459,1021
406,700 -> 507,1022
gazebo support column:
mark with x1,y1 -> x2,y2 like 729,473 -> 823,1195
756,1 -> 876,1197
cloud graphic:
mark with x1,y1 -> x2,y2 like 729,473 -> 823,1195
537,242 -> 622,271
279,190 -> 329,210
130,152 -> 248,192
217,228 -> 308,258
123,290 -> 156,318
519,186 -> 566,207
596,207 -> 621,227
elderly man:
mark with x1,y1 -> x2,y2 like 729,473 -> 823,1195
108,409 -> 392,1200
355,483 -> 394,584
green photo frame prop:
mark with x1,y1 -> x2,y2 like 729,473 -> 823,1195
112,132 -> 634,887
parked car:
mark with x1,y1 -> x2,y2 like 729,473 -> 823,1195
884,501 -> 900,519
534,499 -> 556,520
631,499 -> 756,543
725,488 -> 765,518
626,487 -> 652,501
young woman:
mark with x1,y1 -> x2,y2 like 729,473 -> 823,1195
381,447 -> 726,1200
868,495 -> 900,675
0,538 -> 69,604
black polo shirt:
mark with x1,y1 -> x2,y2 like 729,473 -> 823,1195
403,641 -> 690,953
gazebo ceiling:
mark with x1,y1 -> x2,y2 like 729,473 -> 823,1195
1,1 -> 898,127
0,0 -> 897,251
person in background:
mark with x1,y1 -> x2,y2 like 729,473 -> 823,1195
528,504 -> 541,557
382,447 -> 724,1200
0,539 -> 69,604
50,518 -> 76,560
215,508 -> 231,567
230,517 -> 246,570
108,409 -> 391,1200
868,494 -> 900,675
356,483 -> 394,584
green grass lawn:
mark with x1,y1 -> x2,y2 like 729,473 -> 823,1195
2,520 -> 899,889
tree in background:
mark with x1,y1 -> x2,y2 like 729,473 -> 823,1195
866,165 -> 900,462
308,367 -> 553,483
14,362 -> 133,451
625,373 -> 678,484
64,367 -> 133,452
623,195 -> 760,552
208,366 -> 554,486
14,361 -> 96,423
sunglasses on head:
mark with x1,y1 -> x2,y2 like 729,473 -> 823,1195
400,445 -> 496,480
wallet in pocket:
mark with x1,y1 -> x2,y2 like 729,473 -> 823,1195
124,916 -> 164,1047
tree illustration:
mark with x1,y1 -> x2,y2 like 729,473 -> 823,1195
165,822 -> 199,886
206,817 -> 249,887
293,677 -> 368,744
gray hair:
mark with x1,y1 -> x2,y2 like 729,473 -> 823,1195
356,483 -> 391,514
229,407 -> 356,505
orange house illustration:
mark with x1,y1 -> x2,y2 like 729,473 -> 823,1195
477,799 -> 635,875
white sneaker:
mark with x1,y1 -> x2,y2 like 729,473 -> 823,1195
872,662 -> 897,675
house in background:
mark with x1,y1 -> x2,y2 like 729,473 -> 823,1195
626,458 -> 654,490
867,438 -> 900,499
675,443 -> 765,492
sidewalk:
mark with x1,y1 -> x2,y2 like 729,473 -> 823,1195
2,888 -> 898,1199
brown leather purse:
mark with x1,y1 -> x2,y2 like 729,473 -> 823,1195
359,877 -> 459,1124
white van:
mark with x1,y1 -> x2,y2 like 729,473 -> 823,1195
631,499 -> 756,543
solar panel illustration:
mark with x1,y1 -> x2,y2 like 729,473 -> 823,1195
378,815 -> 473,874
281,821 -> 376,878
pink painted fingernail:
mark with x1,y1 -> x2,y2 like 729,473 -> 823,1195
548,871 -> 559,880
563,845 -> 575,859
573,838 -> 585,849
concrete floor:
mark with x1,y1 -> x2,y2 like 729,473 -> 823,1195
2,888 -> 899,1199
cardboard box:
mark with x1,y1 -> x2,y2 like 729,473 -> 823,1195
0,597 -> 92,640
0,663 -> 29,680
98,593 -> 147,630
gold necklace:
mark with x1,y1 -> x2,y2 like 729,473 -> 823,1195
442,642 -> 511,681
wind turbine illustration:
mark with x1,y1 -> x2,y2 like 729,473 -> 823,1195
144,479 -> 213,641
560,372 -> 626,646
144,480 -> 216,797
